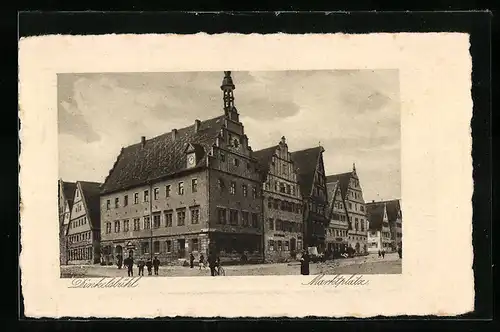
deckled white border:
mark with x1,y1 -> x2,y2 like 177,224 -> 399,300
19,33 -> 474,318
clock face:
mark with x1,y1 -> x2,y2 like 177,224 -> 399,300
188,155 -> 195,165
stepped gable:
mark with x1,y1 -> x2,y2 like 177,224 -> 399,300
290,146 -> 323,197
101,115 -> 226,194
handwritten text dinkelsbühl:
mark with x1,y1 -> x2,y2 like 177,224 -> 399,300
69,277 -> 142,288
302,274 -> 369,287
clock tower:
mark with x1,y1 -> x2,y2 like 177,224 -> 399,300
221,71 -> 239,123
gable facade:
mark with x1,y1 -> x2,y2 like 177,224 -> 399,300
255,137 -> 304,263
325,181 -> 350,256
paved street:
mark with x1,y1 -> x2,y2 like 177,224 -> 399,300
61,253 -> 401,278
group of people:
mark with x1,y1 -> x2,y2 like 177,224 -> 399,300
378,250 -> 386,258
117,254 -> 161,277
189,252 -> 222,276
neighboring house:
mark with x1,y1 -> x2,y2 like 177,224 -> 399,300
66,181 -> 102,264
383,199 -> 402,251
325,180 -> 350,255
254,136 -> 304,263
58,179 -> 76,265
291,146 -> 329,252
366,201 -> 392,253
99,71 -> 264,265
326,164 -> 369,254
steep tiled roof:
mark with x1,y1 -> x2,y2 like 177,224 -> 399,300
290,146 -> 323,197
101,115 -> 226,194
326,181 -> 338,218
79,181 -> 102,230
326,172 -> 352,197
366,202 -> 385,231
384,199 -> 401,222
252,145 -> 278,180
62,181 -> 77,208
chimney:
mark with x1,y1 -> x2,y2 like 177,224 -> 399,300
194,119 -> 201,133
141,136 -> 146,147
172,129 -> 178,141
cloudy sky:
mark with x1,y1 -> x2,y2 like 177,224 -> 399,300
58,70 -> 400,202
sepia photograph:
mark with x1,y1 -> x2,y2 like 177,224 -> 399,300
58,69 -> 402,278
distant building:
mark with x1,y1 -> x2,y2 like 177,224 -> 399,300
366,201 -> 392,253
326,164 -> 368,254
66,181 -> 102,264
325,180 -> 350,255
383,199 -> 402,251
99,71 -> 263,264
254,137 -> 304,262
58,179 -> 76,265
291,146 -> 329,251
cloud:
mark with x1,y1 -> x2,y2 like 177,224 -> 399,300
58,70 -> 401,201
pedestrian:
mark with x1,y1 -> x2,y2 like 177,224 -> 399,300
381,250 -> 385,259
199,253 -> 205,270
137,257 -> 145,276
189,252 -> 195,268
397,247 -> 402,259
117,254 -> 123,269
124,254 -> 134,277
208,252 -> 217,276
300,249 -> 310,275
153,256 -> 160,275
378,250 -> 381,258
215,256 -> 221,275
146,257 -> 153,276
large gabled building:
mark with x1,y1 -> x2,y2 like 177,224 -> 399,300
254,137 -> 304,262
99,71 -> 264,264
380,199 -> 402,252
291,146 -> 329,251
326,164 -> 369,254
66,181 -> 102,264
325,179 -> 350,255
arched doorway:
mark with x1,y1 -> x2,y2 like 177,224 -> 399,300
355,242 -> 360,254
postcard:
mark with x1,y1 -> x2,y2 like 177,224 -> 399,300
19,32 -> 474,318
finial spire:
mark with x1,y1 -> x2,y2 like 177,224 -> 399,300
221,71 -> 236,112
353,162 -> 356,172
281,136 -> 286,145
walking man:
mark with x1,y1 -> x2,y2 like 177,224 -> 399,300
146,257 -> 153,276
153,256 -> 160,275
189,252 -> 195,268
199,253 -> 205,270
381,250 -> 386,259
208,252 -> 217,276
124,254 -> 134,277
137,257 -> 145,276
300,249 -> 310,275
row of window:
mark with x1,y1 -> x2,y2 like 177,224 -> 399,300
309,202 -> 327,216
268,239 -> 302,252
347,201 -> 365,212
266,198 -> 302,214
68,231 -> 91,243
105,207 -> 201,233
327,229 -> 348,237
268,218 -> 301,233
217,179 -> 258,198
331,213 -> 348,222
106,179 -> 199,210
68,247 -> 93,261
349,235 -> 366,241
264,179 -> 297,196
216,208 -> 260,228
69,216 -> 88,229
